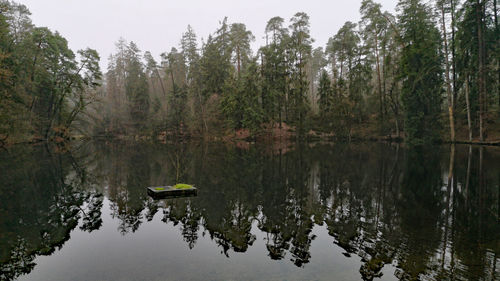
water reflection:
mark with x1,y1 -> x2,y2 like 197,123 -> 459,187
0,142 -> 498,280
0,145 -> 103,280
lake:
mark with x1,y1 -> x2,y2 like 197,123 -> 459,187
0,142 -> 498,281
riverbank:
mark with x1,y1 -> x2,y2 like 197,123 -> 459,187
2,121 -> 499,147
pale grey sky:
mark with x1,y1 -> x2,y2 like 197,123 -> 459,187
16,0 -> 398,69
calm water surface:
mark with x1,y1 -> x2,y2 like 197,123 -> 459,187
0,142 -> 498,281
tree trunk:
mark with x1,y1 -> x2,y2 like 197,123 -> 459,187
382,40 -> 388,118
442,143 -> 455,271
331,55 -> 337,86
375,33 -> 383,123
451,0 -> 458,109
279,99 -> 282,129
155,68 -> 167,97
476,0 -> 486,141
237,45 -> 241,78
494,0 -> 500,109
197,92 -> 208,135
395,116 -> 400,138
441,1 -> 455,142
465,145 -> 472,195
465,73 -> 473,141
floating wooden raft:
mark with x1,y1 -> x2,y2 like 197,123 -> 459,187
146,185 -> 198,199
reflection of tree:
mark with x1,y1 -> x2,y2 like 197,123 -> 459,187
135,142 -> 497,280
258,149 -> 292,260
7,142 -> 496,280
451,146 -> 500,280
80,192 -> 104,232
162,199 -> 201,250
85,142 -> 499,280
392,146 -> 445,280
145,197 -> 160,221
0,239 -> 36,281
97,144 -> 150,235
0,145 -> 103,280
115,148 -> 150,234
193,146 -> 260,256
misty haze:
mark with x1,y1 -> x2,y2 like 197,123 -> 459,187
0,0 -> 499,280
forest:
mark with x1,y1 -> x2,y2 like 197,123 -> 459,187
0,0 -> 498,145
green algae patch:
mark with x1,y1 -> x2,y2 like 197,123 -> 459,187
174,184 -> 193,190
155,187 -> 166,191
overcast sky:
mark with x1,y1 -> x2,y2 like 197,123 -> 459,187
16,0 -> 398,70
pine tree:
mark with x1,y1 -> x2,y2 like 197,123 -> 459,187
261,16 -> 289,126
318,70 -> 333,116
398,0 -> 443,144
360,0 -> 387,122
125,42 -> 150,133
288,12 -> 313,135
165,47 -> 188,132
229,23 -> 254,78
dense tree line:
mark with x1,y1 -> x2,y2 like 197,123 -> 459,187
0,0 -> 498,144
0,0 -> 101,143
98,0 -> 498,144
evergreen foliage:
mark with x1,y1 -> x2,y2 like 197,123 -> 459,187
0,0 -> 499,144
398,0 -> 443,144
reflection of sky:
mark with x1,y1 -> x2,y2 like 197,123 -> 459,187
19,199 -> 397,281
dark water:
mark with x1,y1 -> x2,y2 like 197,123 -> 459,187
0,142 -> 498,281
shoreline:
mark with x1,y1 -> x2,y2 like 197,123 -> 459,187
2,134 -> 500,148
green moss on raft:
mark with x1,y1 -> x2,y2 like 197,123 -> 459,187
155,187 -> 166,191
173,184 -> 193,190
